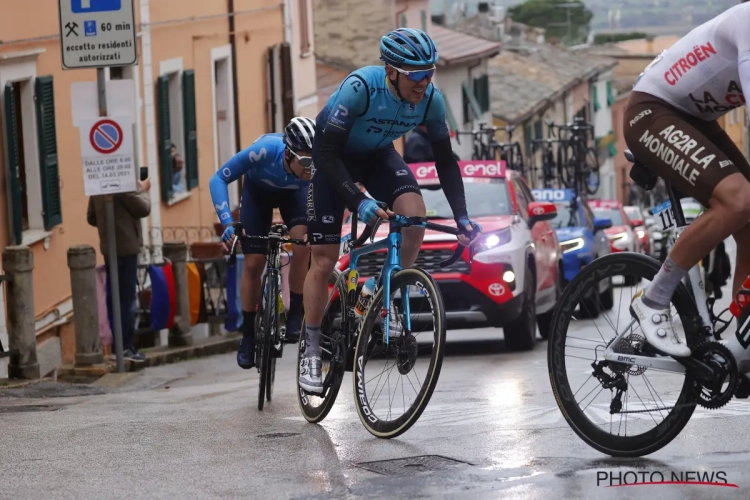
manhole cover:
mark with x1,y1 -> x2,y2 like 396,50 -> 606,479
355,455 -> 469,476
257,432 -> 301,439
0,404 -> 62,413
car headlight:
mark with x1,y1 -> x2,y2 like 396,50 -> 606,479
609,231 -> 630,249
636,229 -> 645,239
502,270 -> 515,283
560,237 -> 584,254
478,228 -> 512,252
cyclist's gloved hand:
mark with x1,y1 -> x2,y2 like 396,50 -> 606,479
456,216 -> 482,247
357,198 -> 389,224
221,224 -> 235,243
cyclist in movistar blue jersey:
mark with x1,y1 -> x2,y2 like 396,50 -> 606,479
299,28 -> 482,393
210,117 -> 316,370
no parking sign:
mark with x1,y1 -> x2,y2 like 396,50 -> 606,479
79,116 -> 136,195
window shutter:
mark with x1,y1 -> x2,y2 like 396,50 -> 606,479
473,75 -> 489,113
592,84 -> 600,112
606,80 -> 615,106
182,70 -> 199,191
421,10 -> 427,31
3,83 -> 23,244
156,75 -> 172,202
400,13 -> 407,27
461,81 -> 482,123
35,76 -> 62,230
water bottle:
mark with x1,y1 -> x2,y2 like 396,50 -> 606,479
354,278 -> 377,318
730,275 -> 750,317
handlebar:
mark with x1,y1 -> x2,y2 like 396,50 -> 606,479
227,223 -> 306,266
348,203 -> 480,268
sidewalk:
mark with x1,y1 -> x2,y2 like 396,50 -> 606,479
58,333 -> 242,378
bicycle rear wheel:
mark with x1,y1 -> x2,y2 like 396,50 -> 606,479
297,270 -> 347,423
548,253 -> 701,456
353,268 -> 447,439
584,147 -> 600,195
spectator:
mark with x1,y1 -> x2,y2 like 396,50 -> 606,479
87,177 -> 152,361
171,143 -> 185,193
404,124 -> 460,163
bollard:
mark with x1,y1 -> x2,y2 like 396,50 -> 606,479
163,241 -> 193,347
68,245 -> 104,366
3,246 -> 40,379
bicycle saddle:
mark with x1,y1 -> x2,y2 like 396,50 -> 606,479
625,149 -> 658,191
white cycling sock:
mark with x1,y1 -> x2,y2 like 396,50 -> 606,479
643,256 -> 688,309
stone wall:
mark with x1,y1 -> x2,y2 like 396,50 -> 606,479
313,0 -> 393,69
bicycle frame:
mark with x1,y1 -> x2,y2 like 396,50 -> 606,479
344,221 -> 408,346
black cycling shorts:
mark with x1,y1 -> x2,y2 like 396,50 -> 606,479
239,180 -> 307,254
306,141 -> 422,245
624,91 -> 750,207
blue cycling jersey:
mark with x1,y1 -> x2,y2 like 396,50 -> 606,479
209,133 -> 308,225
320,66 -> 450,153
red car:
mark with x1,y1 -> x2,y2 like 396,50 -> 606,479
335,161 -> 560,350
587,199 -> 641,254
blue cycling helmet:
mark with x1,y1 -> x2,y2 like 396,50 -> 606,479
380,28 -> 438,67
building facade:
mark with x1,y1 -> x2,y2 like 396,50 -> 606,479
0,0 -> 316,377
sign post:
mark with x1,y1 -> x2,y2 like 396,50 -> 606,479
59,0 -> 138,373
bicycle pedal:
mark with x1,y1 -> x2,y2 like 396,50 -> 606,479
271,344 -> 283,359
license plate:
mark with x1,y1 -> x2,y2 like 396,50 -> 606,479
652,201 -> 675,232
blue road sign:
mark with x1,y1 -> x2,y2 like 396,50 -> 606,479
90,120 -> 123,154
84,20 -> 97,36
72,0 -> 121,14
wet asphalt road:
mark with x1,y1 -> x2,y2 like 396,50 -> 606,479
2,242 -> 749,499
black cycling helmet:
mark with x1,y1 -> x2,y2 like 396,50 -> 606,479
283,116 -> 316,152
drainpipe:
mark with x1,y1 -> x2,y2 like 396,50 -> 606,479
396,0 -> 409,27
228,0 -> 241,153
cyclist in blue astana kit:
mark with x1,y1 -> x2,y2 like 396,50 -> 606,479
299,28 -> 482,393
210,117 -> 316,370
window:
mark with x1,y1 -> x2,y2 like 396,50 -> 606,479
592,84 -> 600,112
299,0 -> 311,55
512,178 -> 529,220
401,13 -> 407,27
606,80 -> 615,106
3,75 -> 62,245
156,64 -> 198,204
421,10 -> 427,31
473,74 -> 490,114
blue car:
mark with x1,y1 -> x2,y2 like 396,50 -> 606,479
532,188 -> 614,315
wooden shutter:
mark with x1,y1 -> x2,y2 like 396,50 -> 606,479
3,83 -> 23,244
182,70 -> 199,191
35,76 -> 62,230
156,75 -> 172,202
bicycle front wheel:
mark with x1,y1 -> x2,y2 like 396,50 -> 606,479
258,274 -> 277,411
353,268 -> 447,439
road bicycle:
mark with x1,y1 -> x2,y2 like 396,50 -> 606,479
494,124 -> 526,177
548,149 -> 745,457
296,203 -> 476,438
556,118 -> 600,195
531,120 -> 563,188
228,223 -> 306,411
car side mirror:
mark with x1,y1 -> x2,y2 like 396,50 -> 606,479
594,218 -> 612,231
527,201 -> 556,228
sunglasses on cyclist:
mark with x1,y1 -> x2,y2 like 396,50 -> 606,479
390,65 -> 436,82
289,150 -> 313,169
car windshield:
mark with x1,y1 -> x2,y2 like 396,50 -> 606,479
592,208 -> 624,226
624,207 -> 640,220
421,179 -> 512,219
550,203 -> 579,228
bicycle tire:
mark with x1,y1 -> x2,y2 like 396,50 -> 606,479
297,270 -> 347,423
353,268 -> 447,439
258,272 -> 276,411
556,143 -> 574,188
585,147 -> 600,195
548,252 -> 700,457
